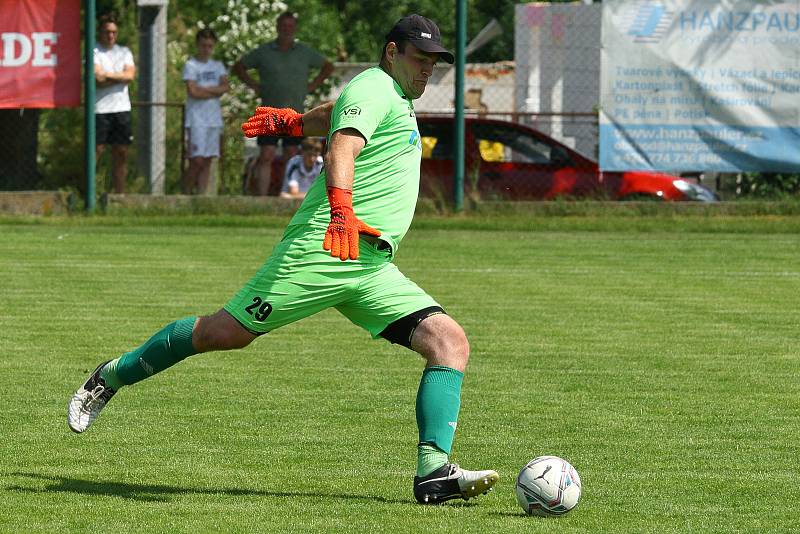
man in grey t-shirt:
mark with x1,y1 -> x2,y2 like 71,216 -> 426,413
232,11 -> 334,196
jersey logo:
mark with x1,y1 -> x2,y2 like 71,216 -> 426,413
341,106 -> 361,116
408,130 -> 422,151
138,357 -> 155,376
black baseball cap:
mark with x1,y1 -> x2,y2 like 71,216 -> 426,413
385,14 -> 454,64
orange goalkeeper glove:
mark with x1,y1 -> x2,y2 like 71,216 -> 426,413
241,107 -> 304,138
323,186 -> 381,261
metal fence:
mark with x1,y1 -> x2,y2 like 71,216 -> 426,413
0,2 -> 615,204
2,3 -> 796,204
16,102 -> 187,197
1,65 -> 600,203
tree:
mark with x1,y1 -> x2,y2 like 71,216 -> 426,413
33,0 -> 567,194
314,0 -> 538,63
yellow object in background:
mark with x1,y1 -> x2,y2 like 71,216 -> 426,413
421,136 -> 505,162
421,136 -> 437,159
479,140 -> 504,162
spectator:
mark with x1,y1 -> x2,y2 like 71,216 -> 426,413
232,11 -> 334,196
279,138 -> 323,199
94,14 -> 135,194
182,28 -> 230,195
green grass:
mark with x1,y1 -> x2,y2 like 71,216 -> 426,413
1,216 -> 799,533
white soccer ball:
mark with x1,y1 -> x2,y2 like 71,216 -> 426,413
515,455 -> 582,517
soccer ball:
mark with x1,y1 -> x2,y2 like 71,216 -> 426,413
515,456 -> 582,516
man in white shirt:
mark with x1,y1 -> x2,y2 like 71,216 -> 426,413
279,138 -> 323,198
182,28 -> 230,195
94,14 -> 135,194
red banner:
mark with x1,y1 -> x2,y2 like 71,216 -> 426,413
0,0 -> 81,108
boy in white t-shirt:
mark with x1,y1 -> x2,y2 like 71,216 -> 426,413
94,14 -> 135,194
279,138 -> 323,199
182,28 -> 230,194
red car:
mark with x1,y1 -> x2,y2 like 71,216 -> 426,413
417,116 -> 717,202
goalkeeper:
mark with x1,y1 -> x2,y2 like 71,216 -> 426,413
68,14 -> 498,505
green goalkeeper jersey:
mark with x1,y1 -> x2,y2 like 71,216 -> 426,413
286,66 -> 422,254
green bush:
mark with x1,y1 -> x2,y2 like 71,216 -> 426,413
731,173 -> 800,198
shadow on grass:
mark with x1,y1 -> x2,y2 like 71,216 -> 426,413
6,472 -> 416,505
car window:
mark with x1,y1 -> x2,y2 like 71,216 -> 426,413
472,122 -> 565,165
418,121 -> 453,160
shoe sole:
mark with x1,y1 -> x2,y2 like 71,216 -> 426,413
459,471 -> 500,500
416,470 -> 500,504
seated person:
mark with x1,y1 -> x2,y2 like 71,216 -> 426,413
281,139 -> 322,198
279,138 -> 323,199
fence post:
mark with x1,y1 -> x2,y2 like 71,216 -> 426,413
84,0 -> 96,212
136,0 -> 168,194
454,0 -> 466,211
180,103 -> 186,185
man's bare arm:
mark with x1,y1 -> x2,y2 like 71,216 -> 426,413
301,101 -> 335,136
95,64 -> 135,88
322,128 -> 379,261
324,128 -> 366,189
241,101 -> 335,138
232,60 -> 259,92
186,75 -> 230,99
308,60 -> 335,93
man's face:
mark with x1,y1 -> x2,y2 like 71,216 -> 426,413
302,147 -> 320,167
389,42 -> 438,100
277,16 -> 297,42
98,22 -> 118,48
196,37 -> 216,61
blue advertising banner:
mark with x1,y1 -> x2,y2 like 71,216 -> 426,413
600,0 -> 800,172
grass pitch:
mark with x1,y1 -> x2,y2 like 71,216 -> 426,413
1,214 -> 799,533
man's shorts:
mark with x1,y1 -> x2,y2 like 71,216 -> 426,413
187,127 -> 222,158
224,226 -> 439,338
257,135 -> 303,147
96,112 -> 132,145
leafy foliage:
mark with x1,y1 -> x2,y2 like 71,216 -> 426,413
168,1 -> 352,193
728,172 -> 800,198
37,0 -> 529,195
54,0 -> 800,202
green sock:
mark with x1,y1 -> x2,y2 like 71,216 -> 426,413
417,443 -> 449,477
415,365 -> 463,476
99,359 -> 124,391
100,317 -> 198,389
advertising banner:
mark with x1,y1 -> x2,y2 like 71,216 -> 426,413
0,0 -> 81,108
600,0 -> 800,172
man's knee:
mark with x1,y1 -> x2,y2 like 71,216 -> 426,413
411,314 -> 470,371
193,309 -> 256,352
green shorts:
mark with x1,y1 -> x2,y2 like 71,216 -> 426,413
224,225 -> 439,338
